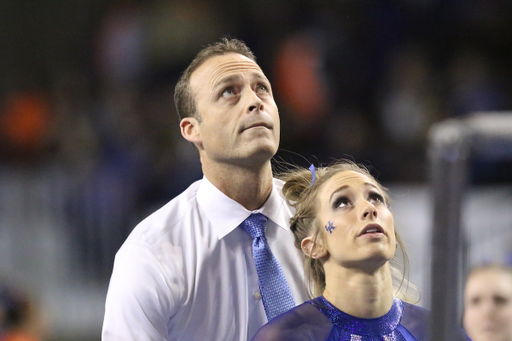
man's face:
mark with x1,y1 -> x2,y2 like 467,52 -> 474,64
464,269 -> 512,341
185,53 -> 280,168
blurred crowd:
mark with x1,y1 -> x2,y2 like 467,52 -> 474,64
1,0 -> 512,279
0,282 -> 48,341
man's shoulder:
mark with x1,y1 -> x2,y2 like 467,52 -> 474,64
126,179 -> 203,246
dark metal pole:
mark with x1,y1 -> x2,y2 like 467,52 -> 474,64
428,120 -> 470,340
428,113 -> 512,340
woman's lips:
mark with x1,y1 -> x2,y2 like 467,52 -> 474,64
358,223 -> 385,237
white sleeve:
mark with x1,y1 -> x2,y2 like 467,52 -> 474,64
102,242 -> 177,341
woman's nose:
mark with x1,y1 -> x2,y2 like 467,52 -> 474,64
362,202 -> 377,219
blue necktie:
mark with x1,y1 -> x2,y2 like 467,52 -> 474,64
241,213 -> 296,321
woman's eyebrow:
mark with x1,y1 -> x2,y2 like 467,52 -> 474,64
329,182 -> 381,202
364,183 -> 379,191
329,185 -> 348,202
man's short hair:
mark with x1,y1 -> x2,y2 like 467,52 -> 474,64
174,37 -> 256,122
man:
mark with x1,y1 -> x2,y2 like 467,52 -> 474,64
102,38 -> 309,340
463,265 -> 512,341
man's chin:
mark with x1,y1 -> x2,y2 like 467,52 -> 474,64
234,146 -> 278,167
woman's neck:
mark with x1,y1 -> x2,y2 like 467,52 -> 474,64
322,263 -> 394,318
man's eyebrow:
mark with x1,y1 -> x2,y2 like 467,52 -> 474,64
213,72 -> 269,89
252,73 -> 270,83
213,74 -> 241,90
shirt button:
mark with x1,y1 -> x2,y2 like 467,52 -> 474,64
254,291 -> 261,299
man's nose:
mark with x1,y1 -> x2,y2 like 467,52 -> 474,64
249,104 -> 262,111
247,90 -> 264,112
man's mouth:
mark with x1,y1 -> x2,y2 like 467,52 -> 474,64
242,122 -> 272,131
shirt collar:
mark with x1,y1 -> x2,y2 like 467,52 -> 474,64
197,176 -> 290,240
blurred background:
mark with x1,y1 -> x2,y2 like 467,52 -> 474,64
0,0 -> 511,340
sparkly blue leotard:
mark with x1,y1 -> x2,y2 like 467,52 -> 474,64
251,296 -> 471,341
315,296 -> 418,340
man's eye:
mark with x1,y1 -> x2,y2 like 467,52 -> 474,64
222,88 -> 236,97
256,84 -> 269,93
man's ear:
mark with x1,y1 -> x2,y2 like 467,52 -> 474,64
301,235 -> 328,259
180,117 -> 203,149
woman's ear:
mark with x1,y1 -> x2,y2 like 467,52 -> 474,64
180,117 -> 203,149
301,235 -> 328,259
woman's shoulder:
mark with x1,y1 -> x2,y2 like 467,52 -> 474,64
399,301 -> 431,339
400,301 -> 471,341
251,301 -> 333,341
402,301 -> 430,319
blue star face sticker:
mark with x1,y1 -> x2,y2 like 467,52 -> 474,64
324,221 -> 336,234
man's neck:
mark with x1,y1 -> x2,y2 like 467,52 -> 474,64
202,161 -> 274,211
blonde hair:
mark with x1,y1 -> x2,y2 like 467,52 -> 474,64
278,159 -> 413,299
467,264 -> 512,281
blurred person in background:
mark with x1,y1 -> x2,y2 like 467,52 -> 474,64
102,37 -> 309,341
0,283 -> 48,341
0,89 -> 52,164
464,265 -> 512,341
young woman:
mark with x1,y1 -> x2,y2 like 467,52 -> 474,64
252,160 -> 470,341
464,265 -> 512,341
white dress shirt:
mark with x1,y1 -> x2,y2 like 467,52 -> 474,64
102,177 -> 309,341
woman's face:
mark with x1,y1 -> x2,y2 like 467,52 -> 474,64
463,269 -> 512,341
315,170 -> 395,269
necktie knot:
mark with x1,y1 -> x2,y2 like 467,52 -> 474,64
241,213 -> 268,239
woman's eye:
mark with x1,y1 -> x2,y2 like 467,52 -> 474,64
494,296 -> 508,305
334,197 -> 351,208
369,192 -> 384,205
470,297 -> 481,306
